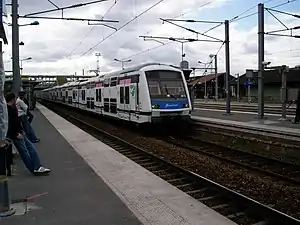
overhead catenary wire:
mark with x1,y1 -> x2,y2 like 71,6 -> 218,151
81,0 -> 166,56
123,0 -> 296,62
119,0 -> 217,52
230,0 -> 299,23
65,0 -> 119,59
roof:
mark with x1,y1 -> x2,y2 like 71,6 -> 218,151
238,67 -> 300,85
189,72 -> 226,85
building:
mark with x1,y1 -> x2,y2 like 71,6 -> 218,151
237,66 -> 300,103
188,72 -> 236,99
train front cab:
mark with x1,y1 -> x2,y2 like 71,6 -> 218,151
145,69 -> 192,124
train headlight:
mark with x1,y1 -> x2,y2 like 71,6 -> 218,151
183,104 -> 189,108
152,104 -> 160,109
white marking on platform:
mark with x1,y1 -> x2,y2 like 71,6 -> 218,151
37,103 -> 237,225
248,120 -> 279,125
194,107 -> 293,118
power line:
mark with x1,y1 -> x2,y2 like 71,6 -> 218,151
81,0 -> 166,56
65,0 -> 119,59
24,0 -> 109,17
104,0 -> 216,53
122,0 -> 296,61
230,0 -> 299,23
229,0 -> 276,22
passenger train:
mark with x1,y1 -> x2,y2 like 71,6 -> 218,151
40,63 -> 192,124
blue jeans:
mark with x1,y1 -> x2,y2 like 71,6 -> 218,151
19,115 -> 37,142
13,135 -> 41,172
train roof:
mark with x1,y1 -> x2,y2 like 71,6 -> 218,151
43,63 -> 182,91
101,62 -> 182,79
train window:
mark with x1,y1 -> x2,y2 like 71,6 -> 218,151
96,89 -> 99,102
99,89 -> 102,102
125,86 -> 129,104
131,75 -> 139,83
110,99 -> 117,114
104,79 -> 110,87
120,87 -> 124,104
110,77 -> 117,87
82,90 -> 85,101
73,91 -> 75,99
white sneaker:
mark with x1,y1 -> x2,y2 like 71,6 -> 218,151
34,167 -> 51,173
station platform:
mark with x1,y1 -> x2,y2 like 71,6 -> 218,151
192,109 -> 300,138
193,100 -> 291,108
1,103 -> 236,225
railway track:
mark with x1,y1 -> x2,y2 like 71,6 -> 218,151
43,103 -> 300,225
192,119 -> 300,143
166,136 -> 300,185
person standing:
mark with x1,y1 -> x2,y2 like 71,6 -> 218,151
6,92 -> 50,175
22,93 -> 34,123
293,90 -> 300,124
16,91 -> 40,143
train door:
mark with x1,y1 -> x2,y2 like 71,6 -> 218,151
80,88 -> 86,109
129,75 -> 140,121
118,77 -> 130,121
94,81 -> 102,114
103,78 -> 110,115
86,85 -> 95,111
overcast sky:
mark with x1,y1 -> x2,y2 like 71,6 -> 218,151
2,0 -> 300,76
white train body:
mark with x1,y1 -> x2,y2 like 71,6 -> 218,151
41,63 -> 192,124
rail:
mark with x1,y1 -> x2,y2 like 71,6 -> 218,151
42,101 -> 300,225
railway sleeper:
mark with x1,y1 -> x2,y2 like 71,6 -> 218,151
139,162 -> 161,167
145,164 -> 164,170
251,221 -> 267,225
226,212 -> 245,219
130,156 -> 147,161
151,168 -> 171,174
186,188 -> 208,195
211,203 -> 229,210
123,153 -> 141,158
197,195 -> 218,201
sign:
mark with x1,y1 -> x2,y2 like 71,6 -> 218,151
0,0 -> 8,44
246,69 -> 253,78
244,81 -> 254,86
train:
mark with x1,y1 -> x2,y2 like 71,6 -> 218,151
39,63 -> 192,124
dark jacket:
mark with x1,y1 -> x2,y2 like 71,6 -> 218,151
7,104 -> 23,139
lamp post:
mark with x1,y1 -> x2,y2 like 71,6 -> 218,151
20,57 -> 32,75
11,0 -> 39,94
114,58 -> 132,70
198,61 -> 211,102
95,52 -> 101,75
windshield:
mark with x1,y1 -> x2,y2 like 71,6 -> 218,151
146,70 -> 187,98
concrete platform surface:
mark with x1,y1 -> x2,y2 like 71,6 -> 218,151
1,107 -> 141,225
193,100 -> 293,108
33,103 -> 237,225
192,108 -> 300,130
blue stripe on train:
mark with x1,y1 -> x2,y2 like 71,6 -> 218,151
151,98 -> 189,109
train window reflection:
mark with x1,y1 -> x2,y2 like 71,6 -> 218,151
146,70 -> 187,98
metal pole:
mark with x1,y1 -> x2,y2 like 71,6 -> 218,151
121,61 -> 124,70
204,73 -> 207,102
214,55 -> 218,101
281,66 -> 287,120
181,42 -> 184,62
258,3 -> 265,119
225,20 -> 230,114
11,0 -> 21,95
248,78 -> 251,103
191,69 -> 196,110
20,60 -> 22,75
237,73 -> 240,102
